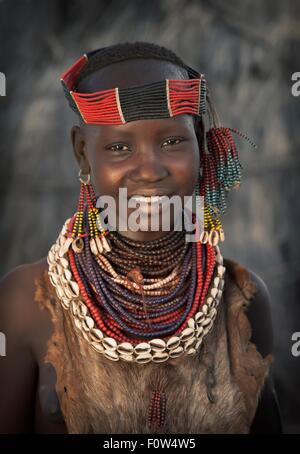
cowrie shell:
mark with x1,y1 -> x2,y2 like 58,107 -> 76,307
134,342 -> 151,354
184,337 -> 196,351
83,316 -> 94,331
210,308 -> 217,319
149,339 -> 166,352
136,353 -> 152,364
119,354 -> 134,362
60,257 -> 69,269
152,352 -> 169,363
56,286 -> 64,300
64,269 -> 72,282
211,288 -> 218,299
117,343 -> 134,355
186,347 -> 197,355
202,304 -> 208,315
71,300 -> 78,316
102,235 -> 111,252
90,328 -> 103,342
214,277 -> 220,288
217,265 -> 225,277
181,328 -> 194,342
78,302 -> 88,318
59,237 -> 73,257
202,317 -> 212,326
69,280 -> 80,297
47,251 -> 55,266
195,312 -> 204,322
95,236 -> 104,254
48,272 -> 58,286
187,318 -> 195,329
196,326 -> 204,337
103,337 -> 117,351
167,336 -> 181,350
61,297 -> 70,310
208,230 -> 219,246
206,297 -> 214,307
169,346 -> 184,358
195,338 -> 203,349
63,284 -> 74,299
90,238 -> 99,256
200,231 -> 208,244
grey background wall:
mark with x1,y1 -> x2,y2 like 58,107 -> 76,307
0,0 -> 299,433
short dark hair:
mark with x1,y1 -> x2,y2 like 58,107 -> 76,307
77,41 -> 189,86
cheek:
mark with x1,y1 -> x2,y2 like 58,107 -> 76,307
91,161 -> 125,196
86,136 -> 130,197
171,149 -> 200,194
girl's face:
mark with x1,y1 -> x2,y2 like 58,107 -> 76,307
71,59 -> 202,241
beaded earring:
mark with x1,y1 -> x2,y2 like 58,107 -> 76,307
68,170 -> 111,255
195,92 -> 256,246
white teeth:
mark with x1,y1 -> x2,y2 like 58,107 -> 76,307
130,195 -> 167,203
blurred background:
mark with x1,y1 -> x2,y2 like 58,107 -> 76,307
0,0 -> 299,433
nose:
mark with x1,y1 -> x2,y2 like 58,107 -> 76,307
129,146 -> 169,183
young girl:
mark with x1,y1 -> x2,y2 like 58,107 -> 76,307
0,41 -> 282,434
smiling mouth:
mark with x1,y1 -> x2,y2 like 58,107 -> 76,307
129,195 -> 170,203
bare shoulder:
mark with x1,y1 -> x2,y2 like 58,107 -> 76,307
0,258 -> 50,348
0,258 -> 61,432
245,271 -> 283,433
245,269 -> 274,358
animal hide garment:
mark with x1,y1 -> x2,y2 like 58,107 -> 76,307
34,257 -> 273,434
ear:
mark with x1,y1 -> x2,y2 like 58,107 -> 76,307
70,125 -> 90,173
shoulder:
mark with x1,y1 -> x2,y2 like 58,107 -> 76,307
246,269 -> 274,358
246,273 -> 283,433
0,257 -> 48,302
223,261 -> 282,431
0,258 -> 49,345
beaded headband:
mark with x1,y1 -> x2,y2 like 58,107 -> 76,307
60,52 -> 206,125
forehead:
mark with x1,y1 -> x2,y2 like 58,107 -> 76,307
77,58 -> 189,92
83,116 -> 194,138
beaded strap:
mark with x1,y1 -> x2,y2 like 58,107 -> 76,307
60,53 -> 206,125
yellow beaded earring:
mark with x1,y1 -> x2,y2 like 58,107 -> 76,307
70,169 -> 111,255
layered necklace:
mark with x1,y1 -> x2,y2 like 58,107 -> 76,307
48,210 -> 225,360
47,206 -> 226,431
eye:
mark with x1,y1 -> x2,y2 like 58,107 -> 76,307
105,143 -> 131,153
161,137 -> 185,147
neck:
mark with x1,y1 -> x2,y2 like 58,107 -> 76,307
116,229 -> 174,242
113,210 -> 186,242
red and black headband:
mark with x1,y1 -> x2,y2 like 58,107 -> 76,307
60,51 -> 207,125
